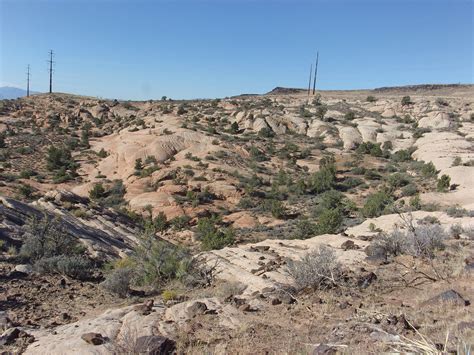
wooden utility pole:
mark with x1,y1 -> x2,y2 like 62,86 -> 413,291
312,51 -> 319,95
26,65 -> 31,97
307,63 -> 313,96
48,50 -> 54,93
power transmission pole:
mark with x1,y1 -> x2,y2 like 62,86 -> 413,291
26,65 -> 31,97
307,63 -> 313,96
48,50 -> 54,93
312,51 -> 319,95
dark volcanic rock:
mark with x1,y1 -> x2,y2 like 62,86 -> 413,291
422,290 -> 470,307
81,332 -> 105,345
135,335 -> 176,355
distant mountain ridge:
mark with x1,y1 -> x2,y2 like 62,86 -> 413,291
0,86 -> 40,99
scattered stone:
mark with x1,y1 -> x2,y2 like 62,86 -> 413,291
0,327 -> 20,345
250,245 -> 270,252
135,335 -> 176,354
14,264 -> 33,275
312,343 -> 338,354
270,297 -> 282,306
339,301 -> 351,310
0,314 -> 13,331
81,332 -> 105,345
186,301 -> 208,318
133,299 -> 154,315
340,240 -> 360,250
423,290 -> 470,307
357,272 -> 377,289
458,321 -> 474,332
370,330 -> 400,343
239,304 -> 253,312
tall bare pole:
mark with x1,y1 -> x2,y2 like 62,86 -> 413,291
26,65 -> 31,97
48,50 -> 54,93
312,51 -> 319,95
307,63 -> 313,96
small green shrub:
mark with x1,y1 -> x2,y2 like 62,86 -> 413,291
35,255 -> 92,280
315,208 -> 343,235
196,217 -> 235,250
20,217 -> 82,262
401,96 -> 412,106
101,268 -> 134,297
356,142 -> 382,157
436,174 -> 451,192
362,190 -> 393,218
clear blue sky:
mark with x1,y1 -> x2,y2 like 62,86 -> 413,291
1,0 -> 472,100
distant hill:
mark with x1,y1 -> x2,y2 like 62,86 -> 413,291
0,86 -> 40,99
266,87 -> 305,95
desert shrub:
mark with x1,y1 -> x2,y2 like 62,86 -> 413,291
177,105 -> 186,115
412,127 -> 431,139
369,223 -> 447,260
89,180 -> 126,208
0,134 -> 6,148
18,184 -> 34,198
356,142 -> 382,157
258,127 -> 275,138
312,94 -> 322,106
152,212 -> 168,232
364,169 -> 382,180
315,208 -> 343,235
309,165 -> 335,194
19,169 -> 37,179
20,217 -> 82,262
101,268 -> 134,297
391,148 -> 414,162
436,174 -> 451,192
366,95 -> 377,103
287,246 -> 342,290
293,218 -> 317,239
132,228 -> 190,286
387,173 -> 411,189
446,205 -> 471,218
263,199 -> 286,219
401,96 -> 412,106
46,146 -> 78,179
382,141 -> 393,151
344,111 -> 356,121
401,184 -> 418,197
97,148 -> 108,158
315,105 -> 328,120
89,182 -> 106,200
249,146 -> 269,162
362,190 -> 393,218
452,156 -> 462,167
134,158 -> 143,174
237,197 -> 256,209
230,121 -> 239,134
196,217 -> 235,250
35,255 -> 92,280
409,195 -> 421,210
421,161 -> 438,178
436,98 -> 449,106
170,215 -> 191,230
340,177 -> 363,190
419,215 -> 440,225
162,289 -> 179,302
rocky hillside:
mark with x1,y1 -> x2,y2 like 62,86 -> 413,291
0,85 -> 473,353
